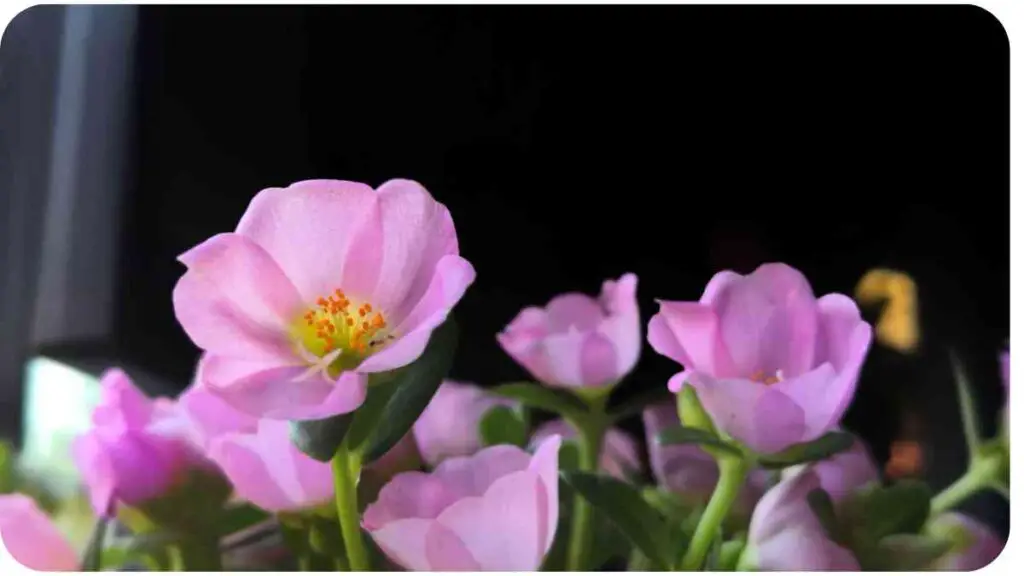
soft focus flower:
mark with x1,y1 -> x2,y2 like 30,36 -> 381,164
531,419 -> 640,480
648,263 -> 872,454
498,273 -> 640,391
180,379 -> 415,512
72,369 -> 209,516
741,469 -> 859,570
0,493 -> 78,571
363,436 -> 561,570
173,179 -> 476,420
782,433 -> 878,504
413,380 -> 513,467
642,402 -> 766,512
928,512 -> 1005,570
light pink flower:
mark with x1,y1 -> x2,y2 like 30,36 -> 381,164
782,433 -> 878,504
413,380 -> 513,467
71,369 -> 209,516
530,419 -> 639,480
642,402 -> 766,512
180,379 -> 415,512
743,469 -> 859,570
648,263 -> 873,454
363,436 -> 561,571
928,512 -> 1005,570
0,494 -> 78,571
173,179 -> 476,420
498,274 -> 641,390
207,418 -> 334,513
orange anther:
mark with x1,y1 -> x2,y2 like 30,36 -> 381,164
372,313 -> 385,328
362,321 -> 370,330
346,318 -> 354,326
317,297 -> 328,307
359,308 -> 367,317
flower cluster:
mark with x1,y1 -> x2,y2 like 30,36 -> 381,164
0,179 -> 1008,572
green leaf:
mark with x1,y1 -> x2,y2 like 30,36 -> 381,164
807,488 -> 841,542
80,516 -> 110,571
490,382 -> 589,419
841,480 -> 932,545
558,441 -> 581,471
702,528 -> 725,570
656,425 -> 742,456
561,471 -> 676,570
950,350 -> 982,456
360,318 -> 459,462
218,503 -> 271,538
608,387 -> 672,421
290,413 -> 356,463
874,534 -> 953,570
478,405 -> 529,448
757,431 -> 856,469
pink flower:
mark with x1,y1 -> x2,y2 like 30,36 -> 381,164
530,419 -> 640,480
413,380 -> 513,467
71,369 -> 209,516
173,179 -> 476,420
647,263 -> 873,454
498,273 -> 641,390
0,494 -> 78,571
363,436 -> 561,570
642,402 -> 766,512
207,418 -> 334,513
179,379 -> 415,512
783,433 -> 878,504
742,469 -> 859,570
928,513 -> 1005,570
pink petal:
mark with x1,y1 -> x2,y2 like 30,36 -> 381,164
527,435 -> 562,553
70,434 -> 116,516
173,233 -> 301,361
436,471 -> 548,570
698,270 -> 742,304
370,518 -> 434,570
199,355 -> 367,420
363,473 -> 461,529
412,380 -> 512,467
643,402 -> 719,496
648,301 -> 733,376
775,363 -> 846,442
806,435 -> 879,502
688,374 -> 806,454
0,494 -> 79,571
424,523 -> 482,570
207,419 -> 333,512
600,272 -> 640,316
178,378 -> 260,450
756,526 -> 860,570
546,293 -> 605,331
235,180 -> 378,303
749,468 -> 822,542
713,263 -> 819,377
340,180 -> 460,313
433,445 -> 534,499
541,330 -> 619,388
358,254 -> 475,373
91,369 -> 154,431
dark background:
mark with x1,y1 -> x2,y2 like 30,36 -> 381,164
0,5 -> 1009,535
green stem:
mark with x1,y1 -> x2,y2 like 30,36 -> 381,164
566,419 -> 605,571
680,456 -> 750,570
930,453 -> 1002,515
297,555 -> 311,571
333,445 -> 371,571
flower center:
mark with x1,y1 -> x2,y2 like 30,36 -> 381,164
751,369 -> 784,385
290,288 -> 394,373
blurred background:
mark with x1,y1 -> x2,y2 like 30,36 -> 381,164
0,4 -> 1009,541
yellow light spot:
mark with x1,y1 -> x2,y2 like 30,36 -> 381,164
855,268 -> 920,353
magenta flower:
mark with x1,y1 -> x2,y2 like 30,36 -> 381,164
642,402 -> 766,512
928,512 -> 1005,570
530,419 -> 640,480
173,179 -> 476,420
742,469 -> 859,570
413,380 -> 513,467
647,263 -> 873,454
0,494 -> 78,571
71,369 -> 209,516
782,433 -> 879,504
498,273 -> 640,390
363,436 -> 561,570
